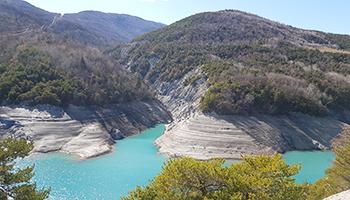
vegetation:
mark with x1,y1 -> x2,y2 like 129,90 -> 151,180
105,10 -> 350,116
0,137 -> 50,199
324,33 -> 350,51
307,126 -> 350,199
121,154 -> 308,200
199,79 -> 326,116
122,124 -> 350,199
183,75 -> 203,86
0,32 -> 155,107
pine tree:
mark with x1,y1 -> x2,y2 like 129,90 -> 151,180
0,137 -> 50,200
122,154 -> 307,200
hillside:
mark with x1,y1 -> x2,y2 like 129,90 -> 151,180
0,0 -> 165,49
109,10 -> 350,117
105,10 -> 350,160
0,32 -> 156,107
0,0 -> 58,32
0,0 -> 168,107
134,10 -> 350,50
0,0 -> 174,158
58,11 -> 165,46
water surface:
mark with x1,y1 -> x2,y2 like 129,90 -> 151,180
18,124 -> 167,199
283,150 -> 335,183
17,125 -> 336,199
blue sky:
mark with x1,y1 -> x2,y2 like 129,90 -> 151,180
25,0 -> 350,35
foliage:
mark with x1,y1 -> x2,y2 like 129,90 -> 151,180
325,33 -> 350,51
0,137 -> 50,199
307,125 -> 350,199
183,75 -> 202,86
200,80 -> 326,116
0,36 -> 155,107
105,10 -> 350,116
122,154 -> 308,200
111,41 -> 350,116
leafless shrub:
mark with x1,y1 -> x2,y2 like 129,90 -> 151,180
326,72 -> 350,87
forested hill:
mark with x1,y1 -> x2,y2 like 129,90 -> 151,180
0,0 -> 168,107
107,10 -> 350,117
59,11 -> 165,47
133,10 -> 350,50
0,33 -> 155,107
0,0 -> 59,32
0,0 -> 165,49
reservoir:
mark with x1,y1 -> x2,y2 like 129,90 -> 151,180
17,124 -> 335,199
283,150 -> 335,183
18,124 -> 168,199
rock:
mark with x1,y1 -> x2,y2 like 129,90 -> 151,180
110,128 -> 123,140
0,100 -> 172,159
153,67 -> 348,161
323,190 -> 350,200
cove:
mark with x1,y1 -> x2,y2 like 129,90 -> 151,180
17,124 -> 168,199
16,124 -> 336,199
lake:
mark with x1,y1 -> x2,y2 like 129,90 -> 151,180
17,124 -> 335,199
283,150 -> 335,183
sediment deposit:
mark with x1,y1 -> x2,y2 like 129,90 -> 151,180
0,100 -> 172,159
154,69 -> 349,161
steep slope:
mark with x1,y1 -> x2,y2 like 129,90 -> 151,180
153,69 -> 346,161
57,11 -> 165,45
0,0 -> 170,158
0,33 -> 173,158
112,10 -> 350,116
0,0 -> 165,49
0,0 -> 59,32
108,10 -> 350,160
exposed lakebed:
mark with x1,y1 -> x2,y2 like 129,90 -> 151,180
17,124 -> 335,199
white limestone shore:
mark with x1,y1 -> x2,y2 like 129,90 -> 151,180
0,100 -> 172,159
154,68 -> 349,161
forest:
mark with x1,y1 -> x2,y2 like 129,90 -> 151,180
0,32 -> 155,107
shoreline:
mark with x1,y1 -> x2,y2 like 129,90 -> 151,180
155,113 -> 344,161
0,100 -> 172,160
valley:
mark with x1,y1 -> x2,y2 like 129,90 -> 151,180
2,1 -> 350,199
1,1 -> 350,162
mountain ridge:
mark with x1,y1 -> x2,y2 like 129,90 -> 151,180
133,9 -> 349,50
0,0 -> 166,49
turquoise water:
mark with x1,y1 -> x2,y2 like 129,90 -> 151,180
17,124 -> 168,199
17,124 -> 336,199
283,150 -> 335,183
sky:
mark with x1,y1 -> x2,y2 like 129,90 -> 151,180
25,0 -> 350,35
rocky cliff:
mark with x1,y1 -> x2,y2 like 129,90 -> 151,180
154,69 -> 348,161
0,100 -> 172,159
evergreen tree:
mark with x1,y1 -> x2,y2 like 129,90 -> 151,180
0,137 -> 50,200
122,154 -> 307,200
